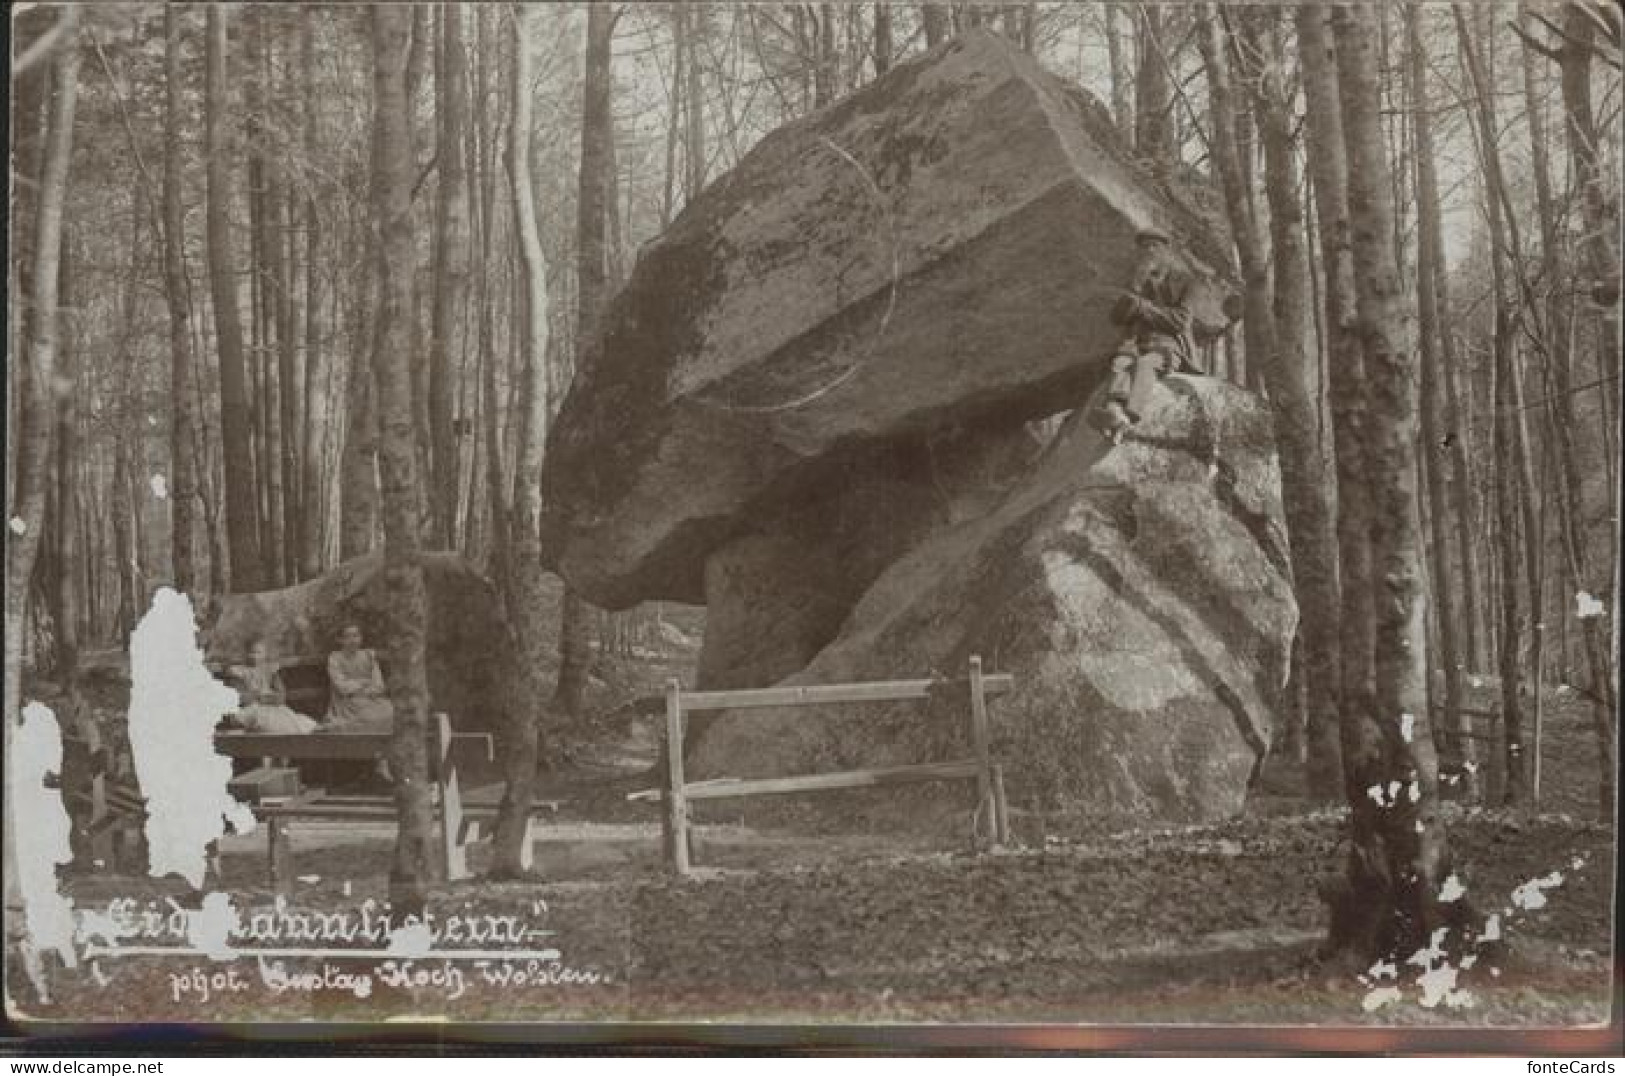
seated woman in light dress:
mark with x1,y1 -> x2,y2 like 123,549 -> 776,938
325,622 -> 395,732
228,639 -> 319,735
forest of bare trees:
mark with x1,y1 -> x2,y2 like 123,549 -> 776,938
7,1 -> 1620,975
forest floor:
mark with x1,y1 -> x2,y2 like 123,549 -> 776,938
16,645 -> 1620,1030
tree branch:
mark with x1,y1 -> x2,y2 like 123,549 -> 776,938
11,6 -> 77,78
1510,21 -> 1565,62
1527,6 -> 1621,68
410,151 -> 440,205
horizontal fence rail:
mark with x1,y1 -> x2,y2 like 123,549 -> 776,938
645,655 -> 1013,876
675,674 -> 1015,712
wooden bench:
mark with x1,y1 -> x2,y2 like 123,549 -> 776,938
55,758 -> 147,872
632,655 -> 1015,876
213,713 -> 503,886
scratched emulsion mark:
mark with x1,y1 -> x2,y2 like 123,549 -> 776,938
8,701 -> 79,1001
127,587 -> 256,886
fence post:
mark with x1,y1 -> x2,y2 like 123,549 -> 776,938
433,713 -> 467,881
267,820 -> 291,893
991,763 -> 1011,847
664,678 -> 692,876
968,655 -> 996,851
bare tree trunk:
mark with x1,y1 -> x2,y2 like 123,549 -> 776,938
1299,13 -> 1379,808
1134,5 -> 1175,169
299,11 -> 330,580
342,63 -> 385,567
873,2 -> 893,76
248,216 -> 271,581
7,16 -> 49,536
552,3 -> 619,725
429,2 -> 470,550
1455,7 -> 1538,805
1556,2 -> 1620,817
1104,2 -> 1133,140
1491,341 -> 1527,805
1517,5 -> 1569,805
53,232 -> 80,679
277,173 -> 303,582
663,7 -> 685,225
814,3 -> 837,107
491,2 -> 558,878
1438,302 -> 1483,676
259,23 -> 302,586
206,6 -> 264,592
1197,11 -> 1274,397
922,3 -> 951,48
340,286 -> 381,561
1519,18 -> 1565,552
106,189 -> 155,633
1325,4 -> 1470,963
248,11 -> 288,589
1237,8 -> 1343,795
1559,6 -> 1622,360
472,4 -> 509,579
113,429 -> 138,640
406,5 -> 435,545
163,4 -> 200,597
371,4 -> 435,910
4,6 -> 80,734
686,4 -> 708,198
1407,4 -> 1473,794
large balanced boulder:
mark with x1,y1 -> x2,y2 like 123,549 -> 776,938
542,29 -> 1235,609
205,552 -> 511,735
688,376 -> 1297,824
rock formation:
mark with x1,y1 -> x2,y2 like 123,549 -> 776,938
542,31 -> 1290,822
206,551 -> 511,735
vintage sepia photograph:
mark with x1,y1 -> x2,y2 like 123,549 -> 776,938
3,0 -> 1621,1048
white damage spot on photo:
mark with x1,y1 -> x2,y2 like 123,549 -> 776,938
8,700 -> 80,1001
1405,929 -> 1463,1006
185,891 -> 242,961
126,587 -> 256,887
1361,926 -> 1478,1013
150,474 -> 168,500
1575,591 -> 1606,619
1353,851 -> 1587,1015
1510,871 -> 1564,912
1400,712 -> 1415,743
1414,960 -> 1472,1010
9,517 -> 27,535
386,921 -> 435,958
1361,985 -> 1403,1012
